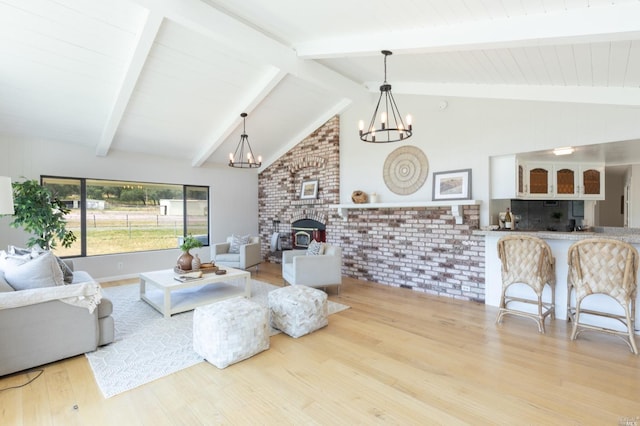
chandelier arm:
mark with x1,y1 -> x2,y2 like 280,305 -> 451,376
386,91 -> 406,129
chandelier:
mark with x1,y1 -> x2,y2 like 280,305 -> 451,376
359,50 -> 412,143
229,113 -> 262,169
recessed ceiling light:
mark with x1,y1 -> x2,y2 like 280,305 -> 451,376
553,147 -> 574,156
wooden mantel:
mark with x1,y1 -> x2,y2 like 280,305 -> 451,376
330,200 -> 482,223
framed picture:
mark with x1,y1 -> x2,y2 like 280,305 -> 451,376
299,179 -> 319,200
432,169 -> 472,201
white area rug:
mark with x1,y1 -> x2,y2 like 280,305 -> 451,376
86,280 -> 349,398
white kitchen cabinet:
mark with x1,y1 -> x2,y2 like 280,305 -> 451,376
492,155 -> 604,200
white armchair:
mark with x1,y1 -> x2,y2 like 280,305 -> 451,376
282,244 -> 342,293
212,236 -> 261,271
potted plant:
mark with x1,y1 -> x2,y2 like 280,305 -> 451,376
177,234 -> 203,270
5,179 -> 76,250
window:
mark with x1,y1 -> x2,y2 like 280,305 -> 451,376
42,176 -> 209,257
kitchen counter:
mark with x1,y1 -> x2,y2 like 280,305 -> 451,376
476,228 -> 640,244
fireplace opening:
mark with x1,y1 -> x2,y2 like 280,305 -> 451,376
291,219 -> 325,249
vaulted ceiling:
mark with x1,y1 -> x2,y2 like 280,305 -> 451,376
2,0 -> 640,169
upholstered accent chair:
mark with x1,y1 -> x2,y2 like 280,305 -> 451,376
212,236 -> 261,271
282,244 -> 342,293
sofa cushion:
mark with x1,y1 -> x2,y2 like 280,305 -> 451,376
215,253 -> 240,263
3,250 -> 64,290
229,234 -> 250,254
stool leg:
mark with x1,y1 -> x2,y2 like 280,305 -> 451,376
571,301 -> 581,341
624,304 -> 638,355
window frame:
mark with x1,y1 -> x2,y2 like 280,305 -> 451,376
41,175 -> 210,258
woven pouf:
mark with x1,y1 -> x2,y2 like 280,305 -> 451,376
193,297 -> 269,369
268,285 -> 328,338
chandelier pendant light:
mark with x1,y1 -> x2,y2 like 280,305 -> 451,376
359,50 -> 412,143
229,112 -> 262,169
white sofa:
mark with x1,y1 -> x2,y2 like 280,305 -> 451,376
212,236 -> 261,271
282,244 -> 342,293
0,260 -> 114,376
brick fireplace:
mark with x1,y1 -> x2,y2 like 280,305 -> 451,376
257,115 -> 485,302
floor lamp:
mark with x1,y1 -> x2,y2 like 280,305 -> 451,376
0,176 -> 15,215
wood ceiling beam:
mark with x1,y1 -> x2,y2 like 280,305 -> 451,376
132,0 -> 296,72
191,67 -> 286,167
296,3 -> 640,59
96,10 -> 163,157
131,0 -> 365,167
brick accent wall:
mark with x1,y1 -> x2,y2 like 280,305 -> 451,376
258,115 -> 486,302
334,205 -> 485,301
258,116 -> 340,257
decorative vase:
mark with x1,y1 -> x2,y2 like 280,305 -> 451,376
177,251 -> 193,271
191,254 -> 201,270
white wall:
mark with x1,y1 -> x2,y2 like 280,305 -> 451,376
0,136 -> 258,280
340,95 -> 640,225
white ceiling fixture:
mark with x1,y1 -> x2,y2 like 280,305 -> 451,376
553,147 -> 575,156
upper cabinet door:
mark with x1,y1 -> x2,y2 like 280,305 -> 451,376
554,166 -> 578,198
517,162 -> 527,197
580,165 -> 605,199
527,163 -> 553,198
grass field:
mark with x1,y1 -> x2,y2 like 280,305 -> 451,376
53,208 -> 208,257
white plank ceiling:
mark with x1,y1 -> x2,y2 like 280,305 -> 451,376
1,0 -> 640,168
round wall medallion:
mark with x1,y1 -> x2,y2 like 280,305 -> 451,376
383,146 -> 429,195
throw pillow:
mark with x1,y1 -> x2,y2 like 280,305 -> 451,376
56,257 -> 74,284
3,250 -> 64,291
229,234 -> 250,254
306,240 -> 324,256
0,251 -> 31,272
8,245 -> 33,256
7,245 -> 73,283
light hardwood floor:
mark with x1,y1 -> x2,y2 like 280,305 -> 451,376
1,262 -> 639,425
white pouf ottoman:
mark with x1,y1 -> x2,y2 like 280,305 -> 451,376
193,297 -> 269,369
268,285 -> 328,338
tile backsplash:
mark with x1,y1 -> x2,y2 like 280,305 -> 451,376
510,199 -> 584,231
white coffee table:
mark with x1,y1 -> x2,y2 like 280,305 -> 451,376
139,267 -> 251,318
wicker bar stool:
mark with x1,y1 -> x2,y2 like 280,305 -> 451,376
567,238 -> 638,354
496,235 -> 556,333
